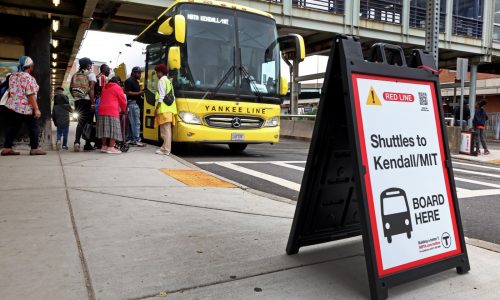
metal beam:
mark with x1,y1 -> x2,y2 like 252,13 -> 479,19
425,0 -> 440,67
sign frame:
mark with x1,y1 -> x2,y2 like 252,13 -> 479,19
287,36 -> 470,299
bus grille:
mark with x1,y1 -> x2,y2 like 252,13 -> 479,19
204,115 -> 264,129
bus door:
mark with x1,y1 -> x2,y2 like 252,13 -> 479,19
143,43 -> 166,141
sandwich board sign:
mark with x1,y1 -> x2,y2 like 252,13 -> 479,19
287,36 -> 469,299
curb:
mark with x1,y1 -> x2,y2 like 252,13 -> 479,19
451,155 -> 500,166
465,237 -> 500,253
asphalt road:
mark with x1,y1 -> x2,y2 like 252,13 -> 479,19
177,139 -> 500,245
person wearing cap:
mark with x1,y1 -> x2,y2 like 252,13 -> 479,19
124,66 -> 145,147
1,56 -> 46,156
71,57 -> 96,152
154,64 -> 177,155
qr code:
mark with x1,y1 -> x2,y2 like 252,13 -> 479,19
418,92 -> 428,105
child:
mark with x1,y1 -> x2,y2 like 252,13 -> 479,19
52,87 -> 73,150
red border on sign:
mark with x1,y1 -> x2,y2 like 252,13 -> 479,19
352,73 -> 462,277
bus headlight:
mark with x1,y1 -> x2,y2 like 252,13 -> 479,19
178,112 -> 202,125
263,116 -> 279,127
385,223 -> 390,230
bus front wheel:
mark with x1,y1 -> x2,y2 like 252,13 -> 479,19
228,143 -> 248,152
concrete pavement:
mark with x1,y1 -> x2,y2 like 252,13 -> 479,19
1,141 -> 500,299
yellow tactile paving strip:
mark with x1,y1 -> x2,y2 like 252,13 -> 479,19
160,169 -> 237,188
488,159 -> 500,164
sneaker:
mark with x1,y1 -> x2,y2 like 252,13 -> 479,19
106,147 -> 122,154
101,146 -> 108,153
56,140 -> 61,151
84,145 -> 96,151
135,141 -> 145,147
128,140 -> 137,146
155,149 -> 170,155
476,150 -> 481,155
62,145 -> 69,150
74,143 -> 80,152
484,150 -> 490,155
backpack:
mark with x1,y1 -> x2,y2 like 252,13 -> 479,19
70,70 -> 89,99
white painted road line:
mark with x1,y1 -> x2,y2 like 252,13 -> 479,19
454,168 -> 500,179
452,161 -> 500,172
271,162 -> 306,171
456,188 -> 500,199
197,161 -> 500,194
455,177 -> 500,189
214,162 -> 301,191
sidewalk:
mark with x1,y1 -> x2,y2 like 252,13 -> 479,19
1,143 -> 500,299
452,142 -> 500,164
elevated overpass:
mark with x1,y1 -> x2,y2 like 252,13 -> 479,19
90,0 -> 498,67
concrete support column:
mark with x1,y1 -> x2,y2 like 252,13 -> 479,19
482,0 -> 494,51
344,0 -> 360,34
26,19 -> 52,148
445,0 -> 453,42
468,63 -> 478,129
402,0 -> 410,37
283,0 -> 292,16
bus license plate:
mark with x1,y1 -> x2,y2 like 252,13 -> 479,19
231,133 -> 244,141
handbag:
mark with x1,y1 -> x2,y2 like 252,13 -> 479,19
82,123 -> 95,141
163,87 -> 175,106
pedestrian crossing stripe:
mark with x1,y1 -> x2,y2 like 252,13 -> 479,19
366,86 -> 382,106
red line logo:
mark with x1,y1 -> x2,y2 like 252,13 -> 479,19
383,92 -> 415,103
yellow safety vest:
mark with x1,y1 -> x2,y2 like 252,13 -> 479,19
155,76 -> 177,114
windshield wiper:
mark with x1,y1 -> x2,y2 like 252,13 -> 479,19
201,65 -> 236,100
240,65 -> 263,102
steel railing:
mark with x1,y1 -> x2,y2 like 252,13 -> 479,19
292,0 -> 345,14
452,15 -> 483,38
360,0 -> 403,24
409,6 -> 446,32
486,112 -> 500,140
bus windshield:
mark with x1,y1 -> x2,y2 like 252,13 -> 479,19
175,4 -> 280,102
382,195 -> 408,215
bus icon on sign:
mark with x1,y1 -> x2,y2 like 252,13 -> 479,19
380,188 -> 413,243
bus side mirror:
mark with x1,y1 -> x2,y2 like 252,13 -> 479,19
157,15 -> 186,44
174,15 -> 186,44
158,17 -> 174,35
279,76 -> 288,96
278,34 -> 305,62
168,46 -> 181,70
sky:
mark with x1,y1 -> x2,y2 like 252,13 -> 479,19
77,30 -> 328,84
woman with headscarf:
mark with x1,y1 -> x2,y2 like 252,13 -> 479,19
96,76 -> 127,154
1,56 -> 46,156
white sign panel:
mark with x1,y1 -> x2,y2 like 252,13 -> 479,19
459,132 -> 473,155
352,73 -> 462,276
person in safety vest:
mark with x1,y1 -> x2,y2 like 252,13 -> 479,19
154,64 -> 177,155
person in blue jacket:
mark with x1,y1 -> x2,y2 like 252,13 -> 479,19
473,100 -> 490,155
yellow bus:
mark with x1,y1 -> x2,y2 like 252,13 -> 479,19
135,0 -> 304,152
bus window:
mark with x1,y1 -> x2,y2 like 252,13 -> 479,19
238,13 -> 279,96
182,6 -> 236,92
382,195 -> 408,215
